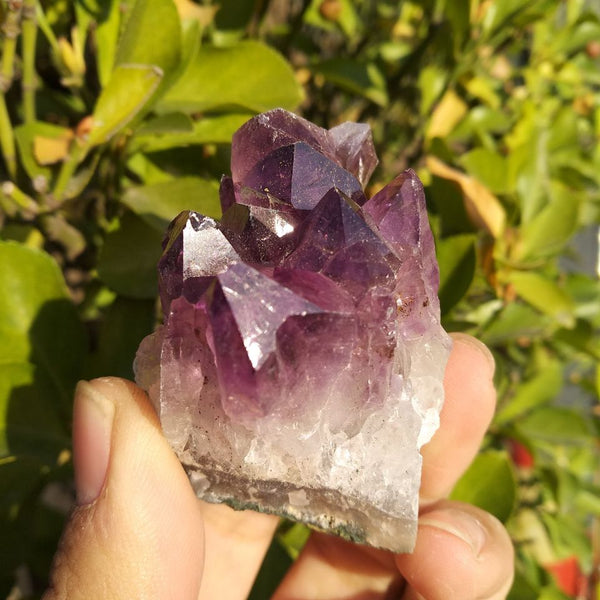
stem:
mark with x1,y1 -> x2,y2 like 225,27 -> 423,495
0,93 -> 16,178
34,0 -> 59,55
1,180 -> 37,217
52,140 -> 86,201
0,0 -> 22,92
21,0 -> 37,123
0,1 -> 23,179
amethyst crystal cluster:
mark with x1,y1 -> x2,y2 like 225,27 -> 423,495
134,109 -> 451,552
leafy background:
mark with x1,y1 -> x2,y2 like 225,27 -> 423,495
0,0 -> 599,598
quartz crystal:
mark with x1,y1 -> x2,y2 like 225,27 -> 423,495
134,109 -> 452,552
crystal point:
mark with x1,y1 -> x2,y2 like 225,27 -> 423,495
218,262 -> 323,370
135,110 -> 451,553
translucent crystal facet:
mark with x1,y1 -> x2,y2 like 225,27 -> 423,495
134,108 -> 451,552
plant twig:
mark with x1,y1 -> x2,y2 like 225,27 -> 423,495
1,180 -> 37,217
0,0 -> 22,92
0,1 -> 23,179
52,139 -> 86,201
21,0 -> 37,123
34,0 -> 59,55
0,93 -> 16,177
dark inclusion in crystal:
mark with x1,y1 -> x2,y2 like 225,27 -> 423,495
135,108 -> 451,553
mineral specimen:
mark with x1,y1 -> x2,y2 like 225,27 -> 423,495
134,108 -> 452,552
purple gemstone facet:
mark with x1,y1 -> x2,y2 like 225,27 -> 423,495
135,109 -> 451,553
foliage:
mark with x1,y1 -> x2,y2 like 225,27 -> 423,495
0,0 -> 598,597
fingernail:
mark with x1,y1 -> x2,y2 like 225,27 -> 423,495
419,507 -> 487,557
450,332 -> 496,378
73,380 -> 115,505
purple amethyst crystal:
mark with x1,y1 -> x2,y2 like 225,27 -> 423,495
135,108 -> 451,552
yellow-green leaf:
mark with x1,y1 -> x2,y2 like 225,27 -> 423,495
157,41 -> 303,114
33,130 -> 73,165
507,270 -> 575,328
122,177 -> 221,231
495,362 -> 563,425
0,241 -> 85,459
130,113 -> 249,153
426,89 -> 468,139
87,64 -> 163,147
514,189 -> 580,261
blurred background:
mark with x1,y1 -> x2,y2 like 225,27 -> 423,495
0,1 -> 598,598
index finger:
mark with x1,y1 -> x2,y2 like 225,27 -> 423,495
420,333 -> 497,503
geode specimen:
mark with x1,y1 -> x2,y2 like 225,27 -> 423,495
134,109 -> 451,552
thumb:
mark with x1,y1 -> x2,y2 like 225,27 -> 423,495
43,378 -> 204,600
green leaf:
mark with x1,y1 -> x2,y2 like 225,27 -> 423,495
95,1 -> 121,86
481,0 -> 539,36
0,455 -> 49,581
481,302 -> 552,345
516,406 -> 595,445
75,0 -> 121,86
313,59 -> 388,106
495,362 -> 563,425
130,113 -> 249,154
86,297 -> 155,379
135,112 -> 194,136
97,213 -> 163,298
564,273 -> 600,320
126,153 -> 174,184
186,112 -> 250,142
63,152 -> 101,201
248,537 -> 292,600
179,18 -> 201,71
443,0 -> 470,54
553,319 -> 600,361
0,364 -> 66,461
427,177 -> 475,236
450,106 -> 512,141
115,0 -> 181,82
122,177 -> 221,231
0,241 -> 85,460
507,271 -> 575,328
419,65 -> 448,116
86,0 -> 184,146
464,76 -> 501,109
575,488 -> 600,517
334,0 -> 360,37
157,41 -> 303,114
460,148 -> 509,194
559,19 -> 600,56
87,65 -> 163,147
436,234 -> 476,314
506,102 -> 550,224
506,570 -> 540,600
450,450 -> 517,522
541,513 -> 592,567
515,192 -> 580,261
538,586 -> 572,600
547,107 -> 579,153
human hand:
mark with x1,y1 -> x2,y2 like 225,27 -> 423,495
42,333 -> 513,600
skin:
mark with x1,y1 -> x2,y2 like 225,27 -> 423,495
43,333 -> 514,600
